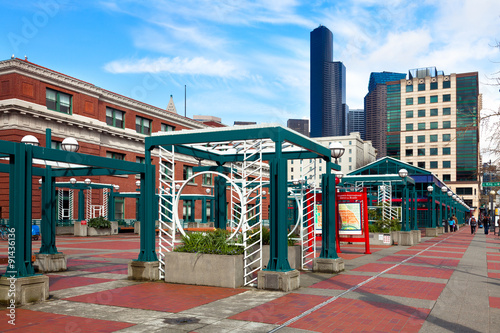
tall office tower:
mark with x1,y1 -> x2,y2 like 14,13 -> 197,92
386,67 -> 480,209
310,25 -> 346,137
364,72 -> 406,158
287,119 -> 309,137
347,109 -> 365,139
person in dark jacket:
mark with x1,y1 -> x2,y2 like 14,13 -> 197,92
483,215 -> 491,235
469,215 -> 478,235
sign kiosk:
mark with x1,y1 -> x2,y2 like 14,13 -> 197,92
336,188 -> 371,254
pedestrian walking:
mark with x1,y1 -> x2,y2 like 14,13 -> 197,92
484,215 -> 491,235
448,216 -> 455,232
469,215 -> 478,235
452,214 -> 458,232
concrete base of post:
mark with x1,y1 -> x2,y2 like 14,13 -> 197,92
128,261 -> 159,281
110,221 -> 119,235
437,227 -> 444,235
74,221 -> 87,236
425,227 -> 439,237
134,221 -> 140,234
391,231 -> 400,245
399,231 -> 414,246
312,257 -> 345,274
411,229 -> 421,243
34,253 -> 67,273
0,275 -> 49,306
257,269 -> 300,292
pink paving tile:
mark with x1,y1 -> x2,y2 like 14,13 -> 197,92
488,272 -> 500,279
309,274 -> 371,290
353,263 -> 454,279
487,255 -> 500,262
358,277 -> 445,300
92,252 -> 138,259
82,264 -> 128,274
407,257 -> 460,267
337,253 -> 365,260
59,241 -> 140,250
290,298 -> 430,333
490,297 -> 500,309
0,308 -> 134,332
229,293 -> 330,325
487,262 -> 500,271
52,249 -> 100,255
377,255 -> 412,263
66,259 -> 110,267
64,282 -> 245,313
48,275 -> 116,291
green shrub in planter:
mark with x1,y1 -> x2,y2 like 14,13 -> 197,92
369,218 -> 401,233
247,227 -> 297,246
88,216 -> 111,229
175,229 -> 244,255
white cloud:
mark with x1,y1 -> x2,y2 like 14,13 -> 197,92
104,57 -> 247,79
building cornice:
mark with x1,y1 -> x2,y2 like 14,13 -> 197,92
0,59 -> 206,130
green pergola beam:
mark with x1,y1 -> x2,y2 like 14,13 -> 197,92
51,167 -> 132,177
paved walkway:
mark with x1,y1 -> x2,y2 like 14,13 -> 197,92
1,226 -> 500,332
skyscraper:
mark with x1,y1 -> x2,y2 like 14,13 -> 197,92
364,72 -> 406,158
310,25 -> 347,137
347,109 -> 365,139
386,67 -> 480,209
287,119 -> 309,137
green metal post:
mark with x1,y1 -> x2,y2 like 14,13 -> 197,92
319,161 -> 339,259
137,150 -> 158,262
39,166 -> 58,254
265,140 -> 291,271
9,143 -> 35,277
214,165 -> 227,229
429,186 -> 435,228
412,190 -> 418,230
109,189 -> 115,221
401,180 -> 409,231
78,189 -> 85,221
201,198 -> 207,223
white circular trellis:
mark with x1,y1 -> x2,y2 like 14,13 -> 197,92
172,170 -> 246,241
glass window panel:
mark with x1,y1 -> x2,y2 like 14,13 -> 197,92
418,83 -> 425,91
443,134 -> 451,141
418,123 -> 425,130
430,95 -> 438,103
406,110 -> 413,118
430,161 -> 438,169
406,98 -> 413,105
443,94 -> 451,102
418,109 -> 425,117
430,108 -> 438,116
443,147 -> 451,155
418,148 -> 425,156
418,96 -> 425,104
406,85 -> 413,92
418,135 -> 425,143
406,136 -> 413,143
443,121 -> 451,128
430,134 -> 438,142
443,107 -> 451,115
430,122 -> 438,129
443,80 -> 451,89
430,148 -> 438,155
443,161 -> 451,168
418,161 -> 425,168
430,82 -> 438,90
405,149 -> 413,156
406,124 -> 413,131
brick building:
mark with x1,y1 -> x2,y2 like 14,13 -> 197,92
0,58 -> 239,223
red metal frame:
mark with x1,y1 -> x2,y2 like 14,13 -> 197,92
336,188 -> 371,254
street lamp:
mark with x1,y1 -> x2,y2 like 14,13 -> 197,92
113,185 -> 120,191
136,180 -> 141,188
329,142 -> 345,164
399,168 -> 409,231
39,178 -> 43,185
490,189 -> 496,217
21,135 -> 39,146
70,178 -> 77,185
84,178 -> 91,185
205,188 -> 211,194
61,137 -> 79,152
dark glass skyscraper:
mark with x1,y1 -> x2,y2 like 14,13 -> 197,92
310,25 -> 346,137
364,72 -> 406,158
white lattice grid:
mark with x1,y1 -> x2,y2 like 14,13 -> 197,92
86,188 -> 92,221
158,145 -> 176,280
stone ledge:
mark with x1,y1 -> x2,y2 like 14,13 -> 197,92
257,269 -> 300,292
313,257 -> 345,274
425,227 -> 439,237
0,275 -> 49,306
34,253 -> 67,273
128,261 -> 159,281
399,231 -> 414,246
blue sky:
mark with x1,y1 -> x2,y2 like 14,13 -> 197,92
1,0 -> 499,152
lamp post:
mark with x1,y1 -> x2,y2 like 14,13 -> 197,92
329,142 -> 345,165
490,190 -> 496,218
398,168 -> 409,231
21,135 -> 39,146
427,185 -> 435,228
61,137 -> 79,152
440,186 -> 447,226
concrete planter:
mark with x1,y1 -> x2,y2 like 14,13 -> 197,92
56,226 -> 73,235
369,232 -> 392,245
87,227 -> 111,236
250,245 -> 302,270
164,252 -> 244,288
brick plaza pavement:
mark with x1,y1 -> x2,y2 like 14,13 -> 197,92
1,226 -> 500,332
